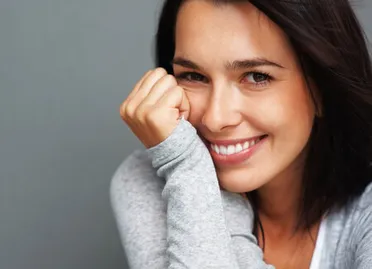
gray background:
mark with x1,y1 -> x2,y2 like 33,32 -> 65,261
1,1 -> 371,269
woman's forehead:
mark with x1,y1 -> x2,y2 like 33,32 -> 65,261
175,1 -> 296,69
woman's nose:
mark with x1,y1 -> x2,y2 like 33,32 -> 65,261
201,88 -> 242,133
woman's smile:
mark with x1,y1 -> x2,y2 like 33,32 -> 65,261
207,134 -> 269,166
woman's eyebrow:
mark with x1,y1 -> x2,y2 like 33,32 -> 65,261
171,58 -> 200,70
171,57 -> 285,71
227,58 -> 285,70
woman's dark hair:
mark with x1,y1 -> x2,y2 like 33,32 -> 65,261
155,0 -> 372,249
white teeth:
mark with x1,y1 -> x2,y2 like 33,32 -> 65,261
235,143 -> 243,153
211,137 -> 264,155
227,145 -> 235,155
212,144 -> 220,154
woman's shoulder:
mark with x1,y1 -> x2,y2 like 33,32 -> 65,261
356,181 -> 372,210
325,181 -> 372,232
334,181 -> 372,215
344,181 -> 372,233
322,181 -> 372,266
323,182 -> 372,259
343,181 -> 372,216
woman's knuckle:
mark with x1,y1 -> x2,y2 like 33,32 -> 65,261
136,104 -> 150,119
125,104 -> 136,117
165,74 -> 177,84
119,102 -> 128,115
146,109 -> 158,124
154,67 -> 167,76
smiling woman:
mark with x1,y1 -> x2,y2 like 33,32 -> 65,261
111,0 -> 372,268
171,1 -> 316,197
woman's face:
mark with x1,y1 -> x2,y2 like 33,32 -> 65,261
172,1 -> 315,193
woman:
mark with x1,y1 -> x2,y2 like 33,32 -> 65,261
111,0 -> 372,268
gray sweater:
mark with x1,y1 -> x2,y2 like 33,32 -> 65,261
110,117 -> 372,268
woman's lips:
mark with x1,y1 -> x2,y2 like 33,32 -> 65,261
206,136 -> 267,166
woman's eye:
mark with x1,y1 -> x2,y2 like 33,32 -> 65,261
242,72 -> 271,86
175,72 -> 207,83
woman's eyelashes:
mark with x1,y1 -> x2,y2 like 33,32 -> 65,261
175,72 -> 208,83
174,71 -> 273,89
241,71 -> 273,88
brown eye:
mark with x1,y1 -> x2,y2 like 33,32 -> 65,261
252,73 -> 268,82
241,71 -> 272,88
175,72 -> 208,83
186,73 -> 205,81
245,72 -> 269,83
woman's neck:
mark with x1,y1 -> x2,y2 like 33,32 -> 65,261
256,162 -> 304,237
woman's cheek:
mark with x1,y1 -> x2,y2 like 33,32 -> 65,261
264,85 -> 315,147
252,93 -> 289,131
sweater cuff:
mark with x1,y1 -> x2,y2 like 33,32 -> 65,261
146,118 -> 198,169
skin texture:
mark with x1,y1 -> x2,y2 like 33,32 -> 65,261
172,1 -> 318,268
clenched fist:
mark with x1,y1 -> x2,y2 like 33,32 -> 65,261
119,68 -> 191,149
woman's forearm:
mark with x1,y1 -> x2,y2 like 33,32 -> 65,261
147,118 -> 275,269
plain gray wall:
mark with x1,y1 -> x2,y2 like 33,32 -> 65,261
1,1 -> 371,269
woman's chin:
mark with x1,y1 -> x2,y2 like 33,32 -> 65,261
217,174 -> 264,193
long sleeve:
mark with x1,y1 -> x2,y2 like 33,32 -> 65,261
146,117 -> 275,269
110,148 -> 274,269
110,150 -> 168,269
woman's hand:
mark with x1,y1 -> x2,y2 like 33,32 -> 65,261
119,68 -> 190,149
